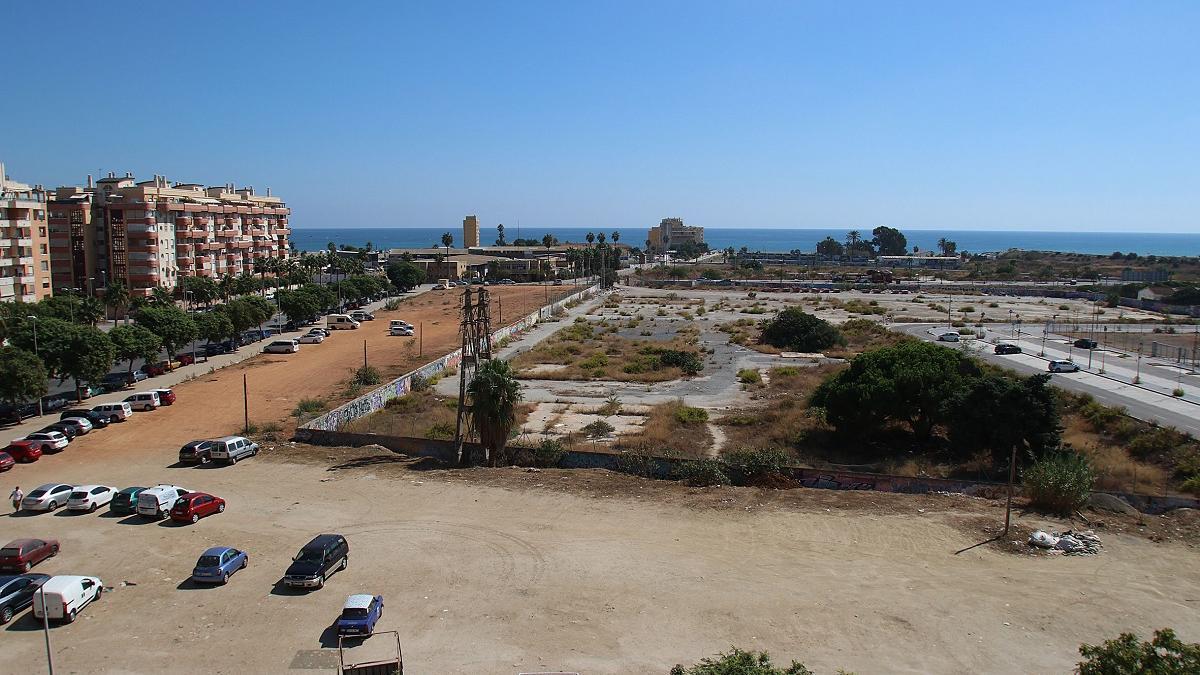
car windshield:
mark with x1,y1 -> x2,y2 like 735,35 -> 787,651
197,555 -> 221,567
295,548 -> 325,564
28,489 -> 46,498
0,547 -> 20,556
341,608 -> 369,619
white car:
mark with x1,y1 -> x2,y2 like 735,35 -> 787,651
263,339 -> 300,354
61,417 -> 95,435
297,333 -> 325,344
307,328 -> 332,338
21,431 -> 69,450
67,485 -> 117,512
1048,360 -> 1081,373
389,327 -> 414,337
21,483 -> 76,512
137,484 -> 190,519
937,332 -> 961,342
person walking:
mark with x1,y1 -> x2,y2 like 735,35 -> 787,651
9,486 -> 22,513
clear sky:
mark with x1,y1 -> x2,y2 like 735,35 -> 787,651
4,1 -> 1197,233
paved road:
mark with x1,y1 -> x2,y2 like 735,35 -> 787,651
895,323 -> 1200,436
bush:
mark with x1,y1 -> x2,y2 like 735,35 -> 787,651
352,365 -> 382,387
737,368 -> 762,384
529,438 -> 566,468
676,459 -> 731,487
1077,628 -> 1200,674
614,451 -> 656,478
759,307 -> 843,352
425,421 -> 455,440
670,647 -> 812,675
1023,452 -> 1095,513
658,349 -> 704,375
723,448 -> 789,484
582,419 -> 616,438
675,406 -> 710,424
1181,476 -> 1200,496
292,398 -> 327,421
409,374 -> 430,392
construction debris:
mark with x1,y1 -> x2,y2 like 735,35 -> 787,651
1028,529 -> 1103,555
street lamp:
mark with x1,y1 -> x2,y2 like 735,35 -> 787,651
27,316 -> 43,417
184,291 -> 198,364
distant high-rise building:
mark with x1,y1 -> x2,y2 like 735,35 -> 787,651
463,215 -> 480,248
0,162 -> 53,302
648,217 -> 704,254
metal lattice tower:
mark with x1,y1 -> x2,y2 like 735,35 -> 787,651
454,287 -> 493,465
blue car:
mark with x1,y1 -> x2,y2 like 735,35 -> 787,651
337,594 -> 383,637
190,546 -> 248,584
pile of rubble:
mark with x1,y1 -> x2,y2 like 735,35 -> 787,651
1028,529 -> 1103,555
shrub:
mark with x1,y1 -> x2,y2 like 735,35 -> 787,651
292,398 -> 327,421
1059,304 -> 1071,310
579,352 -> 609,370
582,419 -> 616,438
1077,628 -> 1200,675
1181,476 -> 1200,495
772,366 -> 802,377
1127,427 -> 1186,459
676,459 -> 730,487
425,421 -> 455,440
675,406 -> 710,424
614,451 -> 656,478
1023,452 -> 1095,513
724,448 -> 789,484
409,374 -> 430,392
529,438 -> 566,468
759,307 -> 843,352
737,368 -> 762,384
352,365 -> 382,387
658,349 -> 704,375
670,647 -> 811,675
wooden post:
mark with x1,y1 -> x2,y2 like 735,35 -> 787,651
242,374 -> 249,433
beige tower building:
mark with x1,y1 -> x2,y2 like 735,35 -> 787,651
1,162 -> 53,302
463,215 -> 480,248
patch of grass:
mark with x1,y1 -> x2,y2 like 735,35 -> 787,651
425,421 -> 455,440
675,459 -> 730,486
583,419 -> 616,438
737,368 -> 762,384
617,400 -> 713,458
292,398 -> 328,422
351,365 -> 382,387
675,406 -> 710,424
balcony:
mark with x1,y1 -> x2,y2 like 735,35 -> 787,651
178,257 -> 193,268
126,222 -> 156,233
174,217 -> 192,228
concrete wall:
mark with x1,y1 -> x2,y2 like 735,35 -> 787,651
294,285 -> 599,436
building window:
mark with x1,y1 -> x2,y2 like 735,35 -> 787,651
41,261 -> 49,271
39,227 -> 47,237
40,244 -> 48,254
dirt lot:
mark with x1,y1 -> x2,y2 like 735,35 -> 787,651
3,429 -> 1200,674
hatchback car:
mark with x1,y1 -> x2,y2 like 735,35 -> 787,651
58,417 -> 95,436
59,409 -> 110,429
307,327 -> 332,338
297,333 -> 325,344
22,432 -> 69,452
3,441 -> 42,463
67,485 -> 117,512
191,546 -> 247,584
22,484 -> 75,512
0,573 -> 50,624
109,487 -> 147,515
937,332 -> 960,342
337,594 -> 384,637
994,343 -> 1023,355
39,423 -> 79,441
1073,338 -> 1098,349
170,492 -> 226,524
153,388 -> 177,406
389,326 -> 414,336
0,452 -> 12,472
178,440 -> 214,465
1049,360 -> 1081,373
283,534 -> 349,590
0,539 -> 60,572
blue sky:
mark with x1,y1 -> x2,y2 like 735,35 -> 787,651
4,1 -> 1197,233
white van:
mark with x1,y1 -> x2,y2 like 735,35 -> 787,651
124,391 -> 161,411
32,575 -> 103,623
209,435 -> 260,464
91,401 -> 134,422
263,339 -> 300,354
137,484 -> 190,519
327,314 -> 360,330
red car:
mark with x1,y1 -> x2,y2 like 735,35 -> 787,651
153,388 -> 176,405
2,441 -> 42,464
169,492 -> 225,524
0,538 -> 60,572
0,452 -> 13,471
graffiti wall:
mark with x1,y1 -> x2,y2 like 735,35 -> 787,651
295,285 -> 599,436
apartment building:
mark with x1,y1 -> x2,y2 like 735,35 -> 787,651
49,172 -> 291,298
0,163 -> 53,302
647,217 -> 704,254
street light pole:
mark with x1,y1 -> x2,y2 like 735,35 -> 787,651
28,316 -> 43,417
39,585 -> 54,674
1135,341 -> 1143,384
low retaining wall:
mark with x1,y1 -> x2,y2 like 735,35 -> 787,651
294,285 -> 599,436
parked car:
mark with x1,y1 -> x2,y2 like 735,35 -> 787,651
67,485 -> 117,513
283,534 -> 349,590
153,388 -> 177,406
109,487 -> 147,515
178,440 -> 214,465
21,484 -> 75,512
40,422 -> 79,441
75,383 -> 104,399
389,326 -> 413,337
3,441 -> 42,464
170,492 -> 226,524
58,417 -> 95,436
101,371 -> 143,391
39,395 -> 69,413
349,310 -> 375,322
297,333 -> 325,344
994,343 -> 1023,355
191,546 -> 248,584
59,409 -> 110,429
204,341 -> 235,356
0,452 -> 12,472
307,327 -> 332,338
327,314 -> 360,330
337,593 -> 384,637
1049,360 -> 1081,373
937,332 -> 961,342
178,353 -> 196,367
208,436 -> 259,464
143,361 -> 169,377
0,573 -> 50,625
32,575 -> 103,624
498,278 -> 516,285
1073,338 -> 1098,350
124,391 -> 162,411
136,484 -> 190,519
388,320 -> 413,330
22,431 -> 69,452
263,339 -> 300,354
91,401 -> 134,422
0,539 -> 59,573
553,279 -> 564,286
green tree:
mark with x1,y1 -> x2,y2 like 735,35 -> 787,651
947,373 -> 1062,466
670,647 -> 812,675
466,359 -> 523,467
135,305 -> 197,359
103,281 -> 130,322
495,223 -> 506,246
61,326 -> 116,396
0,346 -> 49,407
937,237 -> 958,257
181,275 -> 219,306
759,307 -> 843,352
870,225 -> 908,256
441,231 -> 454,262
816,237 -> 844,257
109,325 -> 163,376
811,340 -> 980,440
386,261 -> 426,291
1078,628 -> 1200,674
194,310 -> 234,345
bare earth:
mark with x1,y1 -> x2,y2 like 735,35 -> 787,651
2,285 -> 1198,674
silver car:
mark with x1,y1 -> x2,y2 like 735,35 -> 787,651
21,484 -> 75,512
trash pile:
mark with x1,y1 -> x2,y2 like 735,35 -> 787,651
1028,529 -> 1102,555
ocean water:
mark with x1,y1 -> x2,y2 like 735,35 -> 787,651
290,226 -> 1198,257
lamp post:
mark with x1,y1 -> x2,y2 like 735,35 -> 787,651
28,316 -> 43,417
39,585 -> 54,674
1135,340 -> 1143,384
185,291 -> 198,364
1042,314 -> 1055,357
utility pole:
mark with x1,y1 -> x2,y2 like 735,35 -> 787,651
1135,340 -> 1143,384
28,316 -> 42,417
363,340 -> 368,369
242,374 -> 249,433
39,585 -> 54,674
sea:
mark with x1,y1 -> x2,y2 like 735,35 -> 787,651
290,227 -> 1199,257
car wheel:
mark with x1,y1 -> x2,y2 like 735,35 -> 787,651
217,503 -> 225,513
0,606 -> 12,625
47,501 -> 57,512
51,545 -> 59,556
316,574 -> 325,589
89,503 -> 97,512
22,561 -> 32,573
241,557 -> 248,569
94,587 -> 103,601
221,573 -> 229,584
341,556 -> 348,571
65,608 -> 76,623
190,514 -> 199,524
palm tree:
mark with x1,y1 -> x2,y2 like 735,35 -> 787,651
151,286 -> 173,306
218,274 -> 235,303
79,296 -> 105,326
466,359 -> 523,467
611,230 -> 620,244
441,231 -> 454,265
846,230 -> 862,257
103,281 -> 129,324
